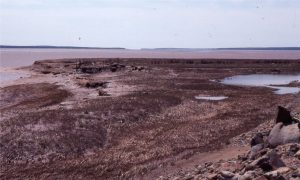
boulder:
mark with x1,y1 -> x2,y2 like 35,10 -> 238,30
85,82 -> 108,88
253,175 -> 268,180
276,106 -> 298,125
267,151 -> 286,170
251,133 -> 264,147
288,144 -> 300,156
207,173 -> 218,180
239,171 -> 256,180
264,167 -> 290,179
295,150 -> 300,159
98,90 -> 109,96
291,168 -> 300,178
220,171 -> 235,178
250,150 -> 285,172
268,123 -> 300,147
249,144 -> 264,160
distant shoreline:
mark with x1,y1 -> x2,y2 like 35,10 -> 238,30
142,47 -> 300,51
1,45 -> 300,51
0,45 -> 126,50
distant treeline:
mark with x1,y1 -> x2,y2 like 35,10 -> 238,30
217,47 -> 300,50
0,45 -> 126,50
143,47 -> 300,51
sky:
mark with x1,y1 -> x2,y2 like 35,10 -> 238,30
0,0 -> 299,49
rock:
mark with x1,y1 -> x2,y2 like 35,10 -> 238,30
110,63 -> 125,72
110,66 -> 117,72
182,174 -> 193,180
85,81 -> 108,88
295,150 -> 300,159
98,90 -> 109,96
137,66 -> 145,71
81,67 -> 102,74
251,133 -> 264,147
271,69 -> 281,74
250,155 -> 269,168
267,151 -> 286,170
264,167 -> 290,179
220,171 -> 235,178
216,174 -> 225,180
244,164 -> 256,171
250,151 -> 285,172
238,154 -> 248,162
249,144 -> 264,160
207,173 -> 218,180
205,162 -> 213,167
276,106 -> 297,125
288,144 -> 300,156
193,174 -> 203,180
276,167 -> 290,174
291,168 -> 300,178
239,171 -> 256,180
254,175 -> 268,180
232,174 -> 242,180
268,123 -> 300,147
41,70 -> 51,74
263,171 -> 277,179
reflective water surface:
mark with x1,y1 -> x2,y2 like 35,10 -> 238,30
195,96 -> 228,101
221,74 -> 300,94
0,71 -> 28,85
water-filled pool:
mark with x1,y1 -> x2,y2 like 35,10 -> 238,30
195,96 -> 228,101
221,74 -> 300,94
0,71 -> 28,85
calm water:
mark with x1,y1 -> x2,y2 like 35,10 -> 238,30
1,49 -> 300,68
0,71 -> 29,85
195,96 -> 228,101
222,74 -> 300,94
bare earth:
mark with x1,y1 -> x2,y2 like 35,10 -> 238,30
0,57 -> 299,179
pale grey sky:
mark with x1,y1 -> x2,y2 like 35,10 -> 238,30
0,0 -> 299,49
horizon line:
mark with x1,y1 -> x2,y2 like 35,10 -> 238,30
1,45 -> 300,51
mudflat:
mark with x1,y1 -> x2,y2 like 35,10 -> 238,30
0,58 -> 300,179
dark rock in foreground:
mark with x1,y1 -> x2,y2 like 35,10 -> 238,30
159,106 -> 300,180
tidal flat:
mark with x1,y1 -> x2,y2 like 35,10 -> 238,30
0,57 -> 300,179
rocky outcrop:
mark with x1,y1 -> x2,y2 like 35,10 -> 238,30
276,106 -> 298,125
268,123 -> 300,147
158,106 -> 300,180
85,81 -> 108,88
75,61 -> 126,74
98,90 -> 109,96
268,107 -> 300,147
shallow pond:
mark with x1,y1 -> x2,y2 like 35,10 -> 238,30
195,96 -> 228,101
221,74 -> 300,94
0,71 -> 28,85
